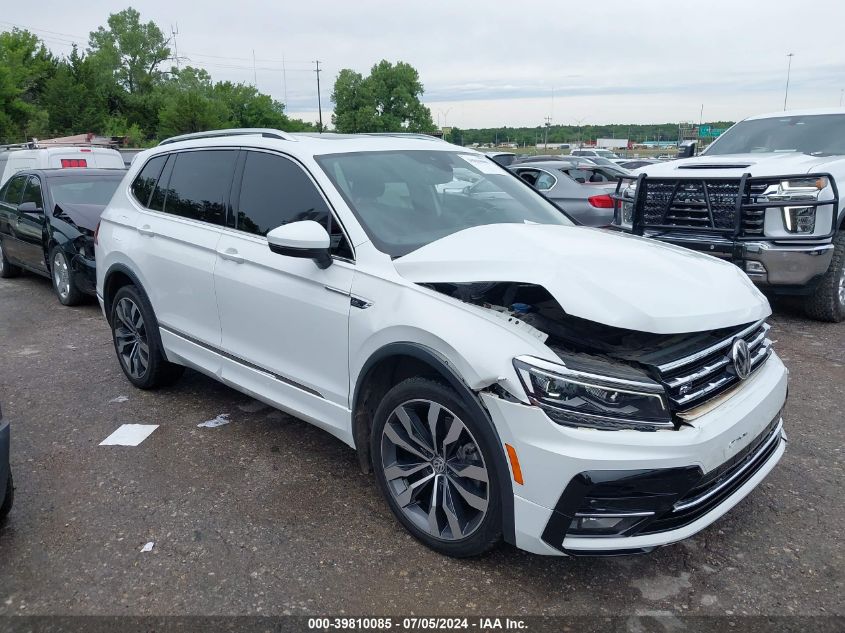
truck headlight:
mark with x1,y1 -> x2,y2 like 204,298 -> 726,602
783,206 -> 816,233
513,356 -> 673,431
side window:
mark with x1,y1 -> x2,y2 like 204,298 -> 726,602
237,151 -> 352,258
162,151 -> 236,225
130,154 -> 168,207
21,177 -> 44,209
1,176 -> 27,206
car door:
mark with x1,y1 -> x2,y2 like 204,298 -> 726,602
129,150 -> 236,352
0,175 -> 29,265
14,176 -> 48,272
213,149 -> 355,436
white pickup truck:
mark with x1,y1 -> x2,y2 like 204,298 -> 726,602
612,108 -> 845,322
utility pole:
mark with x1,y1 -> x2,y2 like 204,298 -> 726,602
252,50 -> 258,87
314,60 -> 323,132
543,116 -> 551,150
170,24 -> 180,70
783,53 -> 794,111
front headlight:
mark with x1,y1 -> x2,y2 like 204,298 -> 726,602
761,176 -> 831,234
513,356 -> 673,431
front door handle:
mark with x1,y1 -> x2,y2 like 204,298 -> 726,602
137,225 -> 155,237
217,247 -> 244,264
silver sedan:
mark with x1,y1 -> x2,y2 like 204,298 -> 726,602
509,161 -> 624,226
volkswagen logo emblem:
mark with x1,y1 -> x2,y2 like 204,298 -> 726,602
731,339 -> 752,380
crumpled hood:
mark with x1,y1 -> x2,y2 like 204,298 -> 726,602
53,203 -> 106,232
641,152 -> 841,178
394,224 -> 770,335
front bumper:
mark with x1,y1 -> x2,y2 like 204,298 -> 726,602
70,252 -> 97,296
481,352 -> 788,556
649,233 -> 834,290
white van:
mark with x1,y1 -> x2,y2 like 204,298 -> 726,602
0,146 -> 125,187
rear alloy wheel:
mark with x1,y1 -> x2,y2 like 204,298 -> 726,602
804,231 -> 845,322
0,241 -> 21,279
50,247 -> 83,306
109,284 -> 184,389
372,378 -> 502,557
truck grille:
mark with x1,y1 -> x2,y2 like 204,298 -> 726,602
641,179 -> 741,231
655,320 -> 772,413
613,172 -> 838,240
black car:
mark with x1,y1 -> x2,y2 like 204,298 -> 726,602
0,402 -> 11,522
0,168 -> 125,305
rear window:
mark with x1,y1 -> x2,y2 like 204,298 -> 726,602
131,155 -> 168,207
51,176 -> 122,207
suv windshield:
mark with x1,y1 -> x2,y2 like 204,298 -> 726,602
51,175 -> 123,207
704,114 -> 845,156
316,150 -> 571,257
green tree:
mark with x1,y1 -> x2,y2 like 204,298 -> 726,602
331,69 -> 377,133
212,81 -> 313,131
331,60 -> 435,133
0,28 -> 55,142
156,67 -> 228,137
42,47 -> 111,136
88,7 -> 171,95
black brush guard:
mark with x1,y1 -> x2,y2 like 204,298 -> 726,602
610,172 -> 839,242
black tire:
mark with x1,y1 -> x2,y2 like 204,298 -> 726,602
49,246 -> 84,306
109,284 -> 184,389
804,231 -> 845,322
0,472 -> 13,521
0,239 -> 21,279
371,377 -> 502,558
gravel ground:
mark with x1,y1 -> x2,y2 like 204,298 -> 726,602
0,273 -> 842,619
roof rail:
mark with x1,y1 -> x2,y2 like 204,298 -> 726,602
363,132 -> 445,141
158,128 -> 295,146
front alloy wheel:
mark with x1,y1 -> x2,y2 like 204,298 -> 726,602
114,297 -> 150,380
380,398 -> 490,542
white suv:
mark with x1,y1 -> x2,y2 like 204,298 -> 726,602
96,129 -> 788,557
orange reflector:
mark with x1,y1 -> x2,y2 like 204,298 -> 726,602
504,443 -> 523,485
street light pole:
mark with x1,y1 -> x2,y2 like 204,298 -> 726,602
783,53 -> 794,111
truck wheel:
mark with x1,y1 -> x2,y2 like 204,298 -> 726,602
804,231 -> 845,322
0,240 -> 21,279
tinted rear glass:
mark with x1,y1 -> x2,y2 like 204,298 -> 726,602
131,155 -> 167,207
161,151 -> 236,225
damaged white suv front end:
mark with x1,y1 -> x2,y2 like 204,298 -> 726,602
378,223 -> 786,556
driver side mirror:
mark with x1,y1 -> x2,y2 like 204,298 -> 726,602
266,220 -> 332,269
18,201 -> 43,215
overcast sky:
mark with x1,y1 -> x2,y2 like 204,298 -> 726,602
3,1 -> 845,128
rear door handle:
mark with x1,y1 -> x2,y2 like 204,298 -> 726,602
217,247 -> 244,264
137,225 -> 155,237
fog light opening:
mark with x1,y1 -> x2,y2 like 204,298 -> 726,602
745,261 -> 767,275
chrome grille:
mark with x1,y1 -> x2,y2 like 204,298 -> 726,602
656,320 -> 772,412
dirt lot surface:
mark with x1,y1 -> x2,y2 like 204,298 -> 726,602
0,273 -> 842,621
